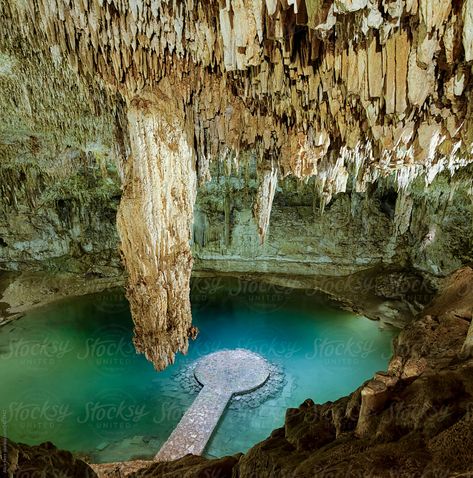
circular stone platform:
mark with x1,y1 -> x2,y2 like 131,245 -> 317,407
194,349 -> 270,395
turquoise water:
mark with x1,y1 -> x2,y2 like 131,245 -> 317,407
0,277 -> 396,463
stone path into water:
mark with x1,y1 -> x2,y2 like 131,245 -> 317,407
155,349 -> 270,461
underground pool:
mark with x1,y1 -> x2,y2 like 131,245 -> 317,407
0,277 -> 396,463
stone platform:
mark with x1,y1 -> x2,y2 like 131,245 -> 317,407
155,349 -> 270,461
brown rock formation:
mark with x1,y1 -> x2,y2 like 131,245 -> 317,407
253,163 -> 278,243
116,86 -> 197,369
0,438 -> 97,478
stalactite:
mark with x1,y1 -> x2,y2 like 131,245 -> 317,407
116,87 -> 197,371
2,0 -> 473,368
393,190 -> 414,237
224,189 -> 232,247
253,163 -> 278,243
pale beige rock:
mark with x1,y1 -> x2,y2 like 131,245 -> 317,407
368,38 -> 383,98
419,0 -> 451,32
401,358 -> 428,378
394,191 -> 414,235
395,30 -> 409,114
385,34 -> 396,115
416,122 -> 444,163
356,379 -> 389,438
408,49 -> 435,107
417,30 -> 438,67
463,0 -> 473,61
116,87 -> 197,371
334,0 -> 368,13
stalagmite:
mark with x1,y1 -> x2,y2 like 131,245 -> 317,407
116,87 -> 197,370
355,379 -> 389,438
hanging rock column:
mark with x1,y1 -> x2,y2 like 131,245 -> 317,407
117,88 -> 197,371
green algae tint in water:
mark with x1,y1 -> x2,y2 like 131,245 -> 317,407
0,278 -> 396,463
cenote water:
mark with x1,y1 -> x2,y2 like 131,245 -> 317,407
0,277 -> 396,463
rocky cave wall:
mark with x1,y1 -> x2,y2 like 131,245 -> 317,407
0,47 -> 471,278
193,158 -> 473,278
1,136 -> 471,280
0,38 -> 123,274
1,0 -> 473,368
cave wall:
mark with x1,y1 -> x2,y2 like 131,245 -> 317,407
1,144 -> 471,280
0,39 -> 124,274
193,158 -> 473,277
1,0 -> 473,281
0,161 -> 122,274
0,47 -> 470,279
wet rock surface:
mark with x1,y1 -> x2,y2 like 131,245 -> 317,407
156,350 -> 270,461
0,272 -> 125,325
176,349 -> 286,411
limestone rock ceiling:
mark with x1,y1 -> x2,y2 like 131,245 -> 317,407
2,0 -> 473,185
1,0 -> 473,369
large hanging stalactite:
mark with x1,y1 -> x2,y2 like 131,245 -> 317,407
116,86 -> 197,370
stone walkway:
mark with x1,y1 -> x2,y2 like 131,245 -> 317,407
155,349 -> 270,461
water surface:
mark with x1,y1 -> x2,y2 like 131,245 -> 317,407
0,277 -> 396,462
